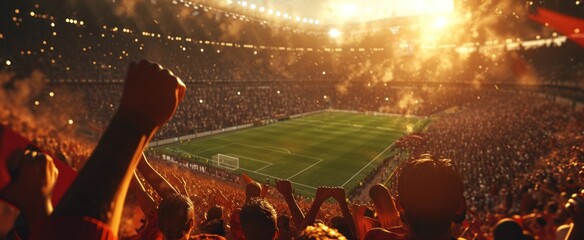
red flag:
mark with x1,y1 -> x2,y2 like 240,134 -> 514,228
241,173 -> 254,184
529,8 -> 584,47
0,125 -> 78,205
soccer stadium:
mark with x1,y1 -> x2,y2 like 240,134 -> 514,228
152,111 -> 428,197
0,0 -> 583,239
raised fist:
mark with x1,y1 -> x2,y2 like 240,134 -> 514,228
120,60 -> 186,127
330,187 -> 347,203
1,147 -> 59,207
315,187 -> 332,203
276,180 -> 293,196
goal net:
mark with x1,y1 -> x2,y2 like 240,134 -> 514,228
212,154 -> 239,171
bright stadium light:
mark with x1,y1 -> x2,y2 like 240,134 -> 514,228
328,28 -> 341,38
433,16 -> 448,29
340,3 -> 357,18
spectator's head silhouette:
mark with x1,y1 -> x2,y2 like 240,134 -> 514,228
240,198 -> 278,240
245,182 -> 262,202
206,205 -> 223,220
330,216 -> 354,240
493,218 -> 523,240
202,204 -> 226,236
158,193 -> 195,240
200,219 -> 226,237
397,154 -> 465,239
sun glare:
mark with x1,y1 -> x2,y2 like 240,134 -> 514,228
328,28 -> 342,38
433,16 -> 448,29
322,0 -> 454,24
340,3 -> 357,17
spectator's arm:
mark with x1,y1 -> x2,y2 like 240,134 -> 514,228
331,187 -> 357,239
51,60 -> 186,235
276,180 -> 305,228
369,184 -> 401,229
178,176 -> 189,196
130,171 -> 157,214
0,149 -> 58,230
166,174 -> 189,196
214,190 -> 232,211
351,204 -> 368,240
300,187 -> 331,230
137,154 -> 178,198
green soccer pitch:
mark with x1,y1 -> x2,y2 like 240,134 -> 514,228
151,111 -> 429,197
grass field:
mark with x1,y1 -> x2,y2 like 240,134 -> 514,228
151,111 -> 428,197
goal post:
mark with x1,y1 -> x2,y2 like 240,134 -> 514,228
212,154 -> 239,171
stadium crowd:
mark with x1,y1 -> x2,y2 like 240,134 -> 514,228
2,1 -> 584,240
2,59 -> 584,240
391,91 -> 584,239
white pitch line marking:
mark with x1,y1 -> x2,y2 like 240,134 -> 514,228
224,153 -> 274,173
193,143 -> 236,155
341,143 -> 395,187
227,153 -> 273,165
286,158 -> 324,180
254,164 -> 272,173
237,143 -> 323,161
237,167 -> 317,190
261,146 -> 291,154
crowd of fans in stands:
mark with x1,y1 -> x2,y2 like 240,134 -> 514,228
391,91 -> 584,239
2,1 -> 584,240
2,61 -> 583,239
3,1 -> 583,139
